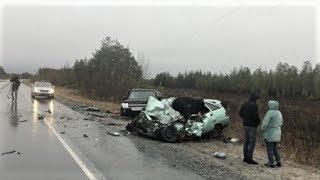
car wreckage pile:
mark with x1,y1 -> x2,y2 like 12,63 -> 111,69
126,96 -> 230,142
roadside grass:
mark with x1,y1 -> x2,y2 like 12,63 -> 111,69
54,87 -> 120,113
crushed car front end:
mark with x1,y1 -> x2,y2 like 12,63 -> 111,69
127,96 -> 230,142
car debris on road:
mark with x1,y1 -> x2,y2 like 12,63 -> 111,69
126,96 -> 230,142
108,132 -> 121,136
213,152 -> 227,159
84,106 -> 100,112
38,114 -> 45,120
2,150 -> 16,156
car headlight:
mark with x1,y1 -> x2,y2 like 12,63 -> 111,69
121,103 -> 129,108
49,89 -> 54,94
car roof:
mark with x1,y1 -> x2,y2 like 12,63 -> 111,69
35,81 -> 51,83
204,99 -> 222,105
131,89 -> 155,92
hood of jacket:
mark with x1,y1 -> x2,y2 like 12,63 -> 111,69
268,100 -> 279,110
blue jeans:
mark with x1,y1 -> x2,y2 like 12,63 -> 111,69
243,126 -> 257,160
266,141 -> 281,164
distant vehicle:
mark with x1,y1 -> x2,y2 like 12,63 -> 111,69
31,81 -> 55,99
126,97 -> 230,142
120,89 -> 163,116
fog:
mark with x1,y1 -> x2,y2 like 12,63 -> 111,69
2,5 -> 315,77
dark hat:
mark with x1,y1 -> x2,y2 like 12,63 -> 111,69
249,91 -> 260,101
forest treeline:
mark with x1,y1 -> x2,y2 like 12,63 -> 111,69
34,37 -> 143,100
2,36 -> 320,101
154,61 -> 320,100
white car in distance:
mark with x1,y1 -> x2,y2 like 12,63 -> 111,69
31,81 -> 55,99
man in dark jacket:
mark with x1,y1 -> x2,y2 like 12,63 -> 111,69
10,75 -> 21,102
239,92 -> 260,164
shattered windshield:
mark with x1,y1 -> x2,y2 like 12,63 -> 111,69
205,103 -> 220,111
35,82 -> 52,88
128,91 -> 155,99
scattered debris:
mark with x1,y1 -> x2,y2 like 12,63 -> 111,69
45,109 -> 52,113
83,117 -> 94,121
90,113 -> 106,118
213,152 -> 227,159
17,152 -> 21,155
106,122 -> 121,126
20,120 -> 28,123
108,132 -> 121,136
2,150 -> 16,156
60,131 -> 66,134
59,116 -> 65,119
84,106 -> 100,112
38,114 -> 45,120
83,134 -> 88,138
230,138 -> 239,143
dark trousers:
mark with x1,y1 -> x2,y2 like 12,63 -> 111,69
265,141 -> 281,164
11,89 -> 18,101
243,126 -> 257,160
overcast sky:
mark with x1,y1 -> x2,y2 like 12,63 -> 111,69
1,5 -> 316,77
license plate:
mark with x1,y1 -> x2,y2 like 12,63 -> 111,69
131,107 -> 143,111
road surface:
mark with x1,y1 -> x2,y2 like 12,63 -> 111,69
0,81 -> 204,180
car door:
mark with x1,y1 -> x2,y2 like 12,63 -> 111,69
202,103 -> 223,133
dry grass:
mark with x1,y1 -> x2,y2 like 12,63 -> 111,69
55,87 -> 120,113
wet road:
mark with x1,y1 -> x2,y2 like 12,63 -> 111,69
0,81 -> 205,180
0,82 -> 86,180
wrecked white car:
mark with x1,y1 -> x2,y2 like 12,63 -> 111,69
126,96 -> 230,142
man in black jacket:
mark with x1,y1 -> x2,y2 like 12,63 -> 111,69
10,75 -> 21,102
239,92 -> 260,164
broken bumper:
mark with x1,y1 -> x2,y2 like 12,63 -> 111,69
121,107 -> 145,116
32,93 -> 54,98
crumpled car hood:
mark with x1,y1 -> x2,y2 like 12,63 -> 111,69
144,97 -> 182,124
140,96 -> 208,137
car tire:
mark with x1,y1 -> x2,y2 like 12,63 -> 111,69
212,124 -> 223,139
120,110 -> 127,117
161,125 -> 179,143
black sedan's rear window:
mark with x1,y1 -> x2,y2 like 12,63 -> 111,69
128,91 -> 155,99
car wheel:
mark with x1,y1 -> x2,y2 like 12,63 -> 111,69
120,110 -> 127,117
161,125 -> 179,142
212,125 -> 223,139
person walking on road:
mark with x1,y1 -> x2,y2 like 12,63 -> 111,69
239,92 -> 261,165
10,75 -> 21,102
261,100 -> 283,168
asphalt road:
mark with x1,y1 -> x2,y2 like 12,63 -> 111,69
0,81 -> 205,180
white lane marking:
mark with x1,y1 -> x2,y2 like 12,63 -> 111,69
44,119 -> 97,180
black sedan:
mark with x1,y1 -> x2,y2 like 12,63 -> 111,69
120,89 -> 163,117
